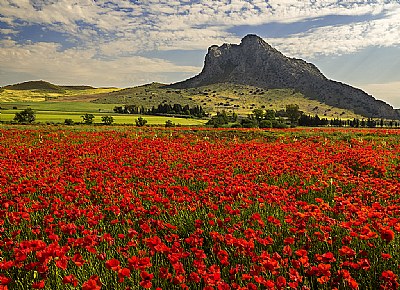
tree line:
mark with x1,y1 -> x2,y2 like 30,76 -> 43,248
7,106 -> 400,128
114,104 -> 206,118
207,104 -> 400,128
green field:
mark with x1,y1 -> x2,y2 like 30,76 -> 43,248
0,104 -> 207,125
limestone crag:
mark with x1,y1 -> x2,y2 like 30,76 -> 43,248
171,34 -> 399,119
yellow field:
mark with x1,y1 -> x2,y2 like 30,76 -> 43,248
0,88 -> 121,102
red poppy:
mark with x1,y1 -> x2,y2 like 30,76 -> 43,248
118,268 -> 131,282
105,258 -> 121,271
32,280 -> 45,289
62,275 -> 78,287
380,228 -> 395,243
139,271 -> 154,289
82,275 -> 102,290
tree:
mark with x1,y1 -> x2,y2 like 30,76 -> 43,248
206,110 -> 230,128
264,109 -> 276,120
259,120 -> 272,128
285,104 -> 302,126
252,108 -> 264,123
240,118 -> 258,128
81,113 -> 95,124
101,115 -> 114,125
135,117 -> 147,127
64,119 -> 74,125
14,108 -> 35,123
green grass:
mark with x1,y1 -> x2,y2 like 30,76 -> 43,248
0,102 -> 118,113
0,101 -> 207,125
0,111 -> 207,125
92,82 -> 364,119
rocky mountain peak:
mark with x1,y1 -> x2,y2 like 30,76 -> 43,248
170,35 -> 399,119
240,34 -> 272,49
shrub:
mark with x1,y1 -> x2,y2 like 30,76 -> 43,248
81,113 -> 95,125
101,116 -> 114,125
165,120 -> 175,127
135,117 -> 147,127
230,123 -> 242,128
240,118 -> 258,128
14,108 -> 35,123
64,119 -> 74,125
259,120 -> 272,128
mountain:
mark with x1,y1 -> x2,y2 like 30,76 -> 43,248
170,34 -> 400,120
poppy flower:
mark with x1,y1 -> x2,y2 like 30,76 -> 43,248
82,275 -> 102,290
380,228 -> 395,243
32,280 -> 45,289
139,271 -> 154,289
62,275 -> 78,287
105,258 -> 120,271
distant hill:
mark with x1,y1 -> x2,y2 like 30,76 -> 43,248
170,34 -> 400,120
0,81 -> 119,103
59,85 -> 95,90
2,80 -> 66,93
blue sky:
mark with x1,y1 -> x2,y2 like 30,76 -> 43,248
1,0 -> 400,108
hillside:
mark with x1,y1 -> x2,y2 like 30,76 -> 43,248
170,34 -> 400,120
92,82 -> 363,119
3,80 -> 66,93
0,81 -> 120,103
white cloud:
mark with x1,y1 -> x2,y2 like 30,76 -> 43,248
266,6 -> 400,58
0,0 -> 400,55
0,39 -> 199,87
1,0 -> 400,87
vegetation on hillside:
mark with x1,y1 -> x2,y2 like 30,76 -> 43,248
91,82 -> 365,120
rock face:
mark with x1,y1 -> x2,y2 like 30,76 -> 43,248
171,34 -> 399,119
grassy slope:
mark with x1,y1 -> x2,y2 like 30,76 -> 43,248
0,88 -> 120,102
92,82 -> 364,119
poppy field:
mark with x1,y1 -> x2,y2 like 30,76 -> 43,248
0,127 -> 399,289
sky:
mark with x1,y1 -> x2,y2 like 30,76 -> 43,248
1,0 -> 400,108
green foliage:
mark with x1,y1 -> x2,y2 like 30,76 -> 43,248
259,119 -> 272,128
64,119 -> 74,125
14,108 -> 35,123
206,110 -> 237,128
240,118 -> 258,128
241,108 -> 288,129
252,108 -> 264,122
135,116 -> 147,127
165,120 -> 175,127
81,113 -> 95,125
101,115 -> 114,125
285,104 -> 302,125
264,109 -> 276,120
230,123 -> 242,128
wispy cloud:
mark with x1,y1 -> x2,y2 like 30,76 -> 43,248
0,39 -> 199,86
1,0 -> 400,87
269,6 -> 400,58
